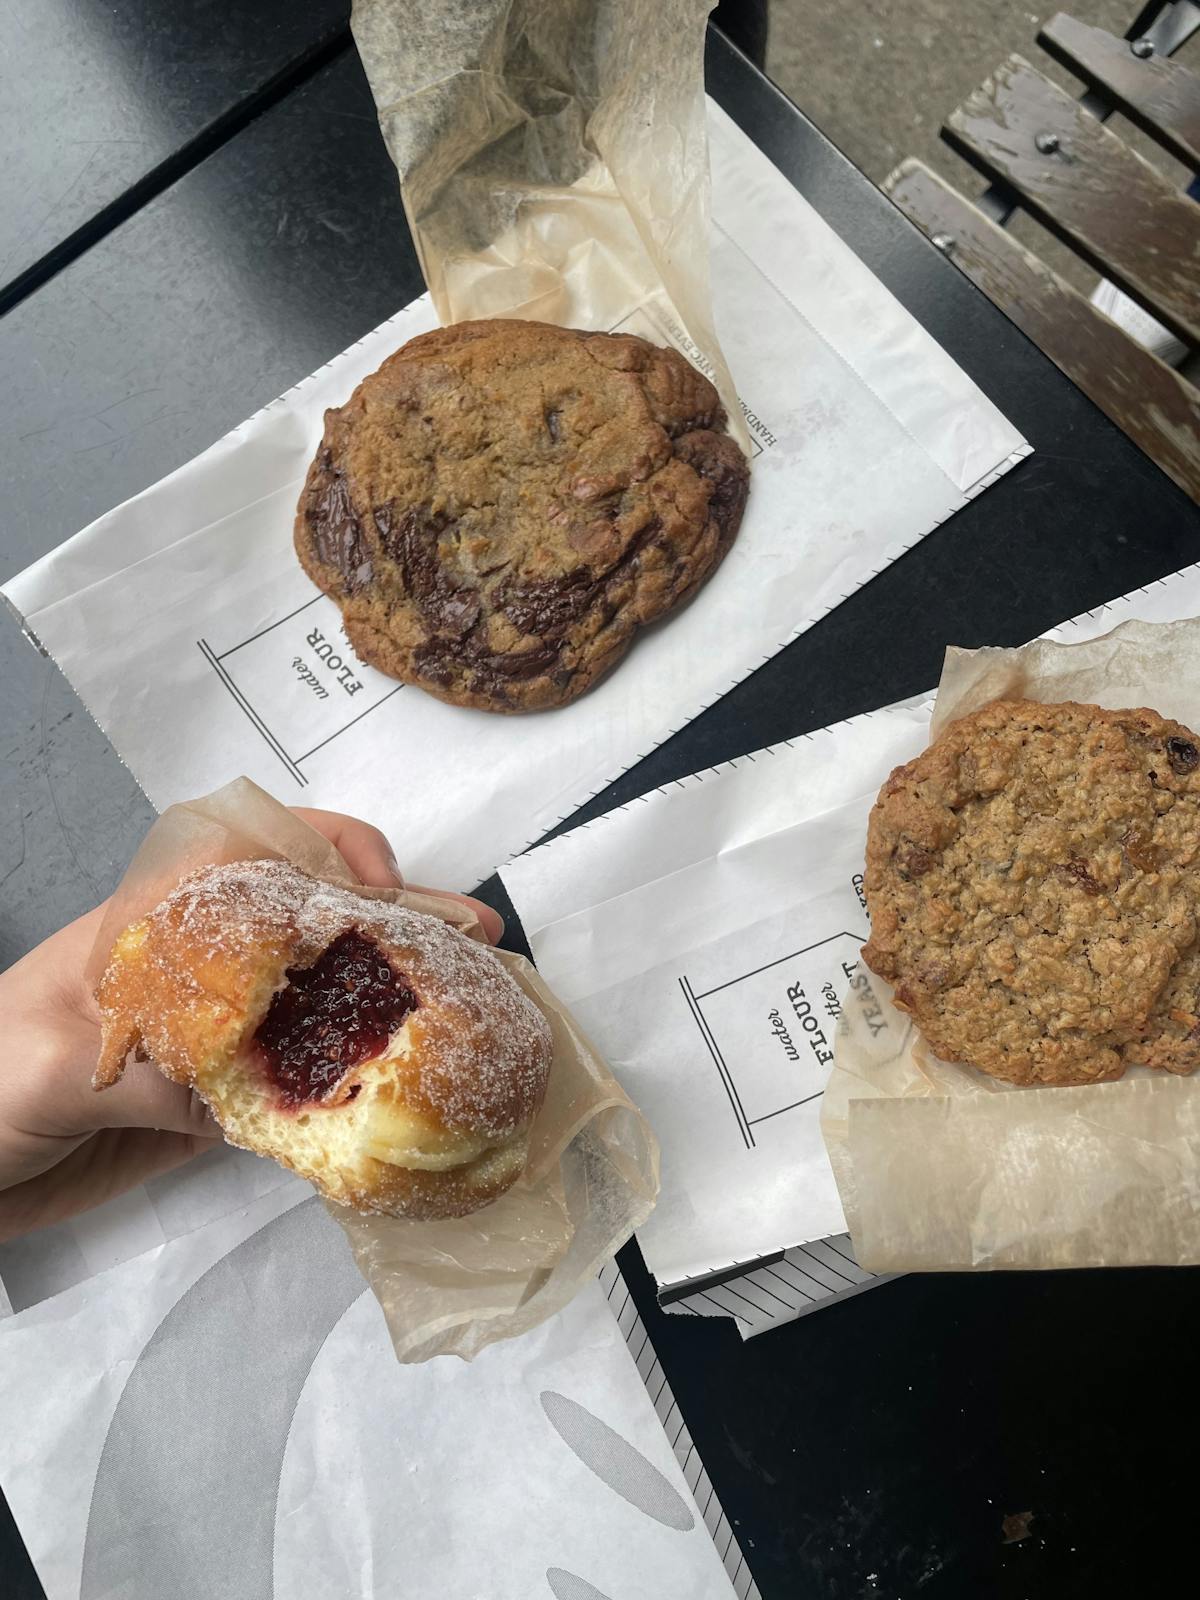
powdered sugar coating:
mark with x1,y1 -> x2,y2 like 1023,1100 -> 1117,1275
108,858 -> 552,1138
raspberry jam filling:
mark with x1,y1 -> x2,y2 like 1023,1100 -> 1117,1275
253,930 -> 418,1107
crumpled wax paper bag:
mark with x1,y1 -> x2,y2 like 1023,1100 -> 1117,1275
87,779 -> 659,1361
822,617 -> 1200,1273
350,0 -> 749,448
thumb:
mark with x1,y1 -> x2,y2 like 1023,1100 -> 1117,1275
85,1056 -> 220,1140
7,1012 -> 222,1145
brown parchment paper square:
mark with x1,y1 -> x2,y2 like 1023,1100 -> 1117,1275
350,0 -> 750,451
822,617 -> 1200,1273
88,778 -> 659,1361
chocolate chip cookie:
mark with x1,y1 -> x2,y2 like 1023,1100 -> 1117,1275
861,699 -> 1200,1086
294,319 -> 750,712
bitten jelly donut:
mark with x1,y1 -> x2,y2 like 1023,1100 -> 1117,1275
94,860 -> 553,1219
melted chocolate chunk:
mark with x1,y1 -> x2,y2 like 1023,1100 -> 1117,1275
453,520 -> 660,694
375,502 -> 482,640
674,429 -> 752,541
484,642 -> 561,679
500,567 -> 598,642
306,448 -> 374,591
413,637 -> 559,687
1167,736 -> 1199,775
253,930 -> 417,1107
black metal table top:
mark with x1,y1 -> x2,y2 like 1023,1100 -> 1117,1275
0,0 -> 348,308
2,24 -> 1198,1600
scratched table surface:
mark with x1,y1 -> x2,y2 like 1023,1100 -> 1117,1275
0,0 -> 349,308
3,19 -> 1200,1600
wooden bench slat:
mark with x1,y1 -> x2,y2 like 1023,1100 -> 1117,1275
1039,11 -> 1200,168
884,158 -> 1200,503
942,55 -> 1200,348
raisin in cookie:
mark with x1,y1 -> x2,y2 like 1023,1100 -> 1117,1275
294,319 -> 750,713
861,699 -> 1200,1087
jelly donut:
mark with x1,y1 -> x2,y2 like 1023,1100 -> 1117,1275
94,860 -> 552,1219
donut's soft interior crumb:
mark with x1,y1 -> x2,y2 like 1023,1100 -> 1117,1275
215,1016 -> 530,1207
176,951 -> 530,1206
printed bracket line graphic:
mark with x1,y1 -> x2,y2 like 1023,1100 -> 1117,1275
679,974 -> 755,1148
680,931 -> 866,1148
196,594 -> 403,788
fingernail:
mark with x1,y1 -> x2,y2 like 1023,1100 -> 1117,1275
385,852 -> 405,888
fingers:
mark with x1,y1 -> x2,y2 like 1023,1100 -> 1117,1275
291,808 -> 405,889
407,884 -> 505,945
87,1058 -> 221,1140
25,1018 -> 221,1143
0,1019 -> 219,1199
289,808 -> 504,944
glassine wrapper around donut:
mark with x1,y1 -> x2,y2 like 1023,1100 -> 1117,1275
88,777 -> 660,1362
349,0 -> 750,451
822,616 -> 1200,1274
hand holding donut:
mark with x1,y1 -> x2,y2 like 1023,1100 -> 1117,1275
0,810 -> 506,1242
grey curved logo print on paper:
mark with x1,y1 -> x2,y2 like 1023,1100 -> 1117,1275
540,1391 -> 695,1531
80,1198 -> 365,1600
547,1569 -> 616,1600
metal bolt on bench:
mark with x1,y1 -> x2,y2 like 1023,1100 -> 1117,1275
884,1 -> 1200,502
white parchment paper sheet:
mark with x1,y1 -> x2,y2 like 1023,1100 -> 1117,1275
502,562 -> 1200,1293
0,1183 -> 739,1600
502,701 -> 930,1288
2,103 -> 1026,895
